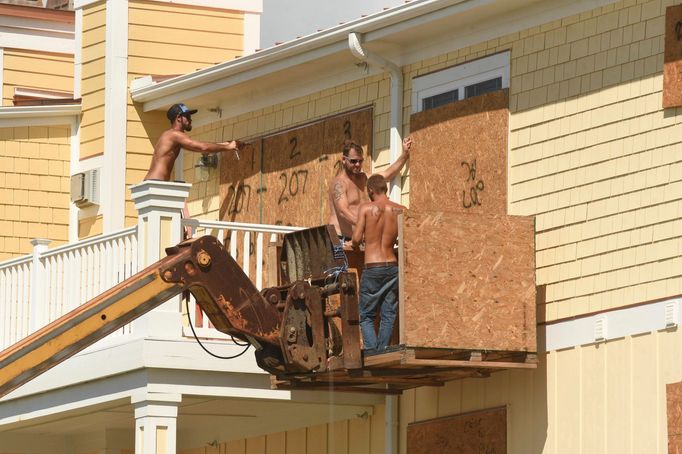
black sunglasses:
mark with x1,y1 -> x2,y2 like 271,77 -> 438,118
344,157 -> 364,165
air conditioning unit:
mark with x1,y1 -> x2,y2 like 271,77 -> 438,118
70,168 -> 100,207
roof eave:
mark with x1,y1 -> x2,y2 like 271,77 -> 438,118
130,0 -> 476,110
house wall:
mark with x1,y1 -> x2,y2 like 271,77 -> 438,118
179,407 -> 386,454
179,0 -> 682,453
183,72 -> 396,219
124,0 -> 246,227
0,125 -> 71,259
1,49 -> 73,106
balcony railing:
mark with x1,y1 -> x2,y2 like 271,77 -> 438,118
0,228 -> 138,350
0,218 -> 300,350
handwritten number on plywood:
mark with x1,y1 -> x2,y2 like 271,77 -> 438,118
278,170 -> 309,204
289,137 -> 300,159
225,184 -> 251,214
461,159 -> 484,208
343,120 -> 352,140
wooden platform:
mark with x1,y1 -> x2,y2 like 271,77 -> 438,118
271,346 -> 537,394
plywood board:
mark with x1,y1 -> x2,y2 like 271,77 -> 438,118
407,407 -> 506,454
664,5 -> 682,108
400,209 -> 536,352
219,138 -> 262,224
321,108 -> 373,224
261,121 -> 326,227
667,381 -> 682,453
409,89 -> 509,216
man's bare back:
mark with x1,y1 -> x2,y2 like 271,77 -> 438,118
354,198 -> 405,263
145,103 -> 241,181
328,137 -> 413,239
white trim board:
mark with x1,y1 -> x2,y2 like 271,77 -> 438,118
543,297 -> 682,351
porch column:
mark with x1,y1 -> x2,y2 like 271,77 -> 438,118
132,392 -> 181,454
129,180 -> 191,337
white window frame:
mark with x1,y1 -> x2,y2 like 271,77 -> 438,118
411,51 -> 510,114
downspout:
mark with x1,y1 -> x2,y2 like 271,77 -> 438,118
348,32 -> 402,454
348,32 -> 404,202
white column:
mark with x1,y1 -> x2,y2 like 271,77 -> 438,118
102,0 -> 129,233
29,238 -> 51,333
133,392 -> 181,454
129,180 -> 191,338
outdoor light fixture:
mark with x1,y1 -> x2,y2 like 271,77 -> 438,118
195,153 -> 218,182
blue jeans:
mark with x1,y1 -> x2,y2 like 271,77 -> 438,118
359,265 -> 399,353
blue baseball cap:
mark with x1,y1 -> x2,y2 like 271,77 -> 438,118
166,103 -> 198,120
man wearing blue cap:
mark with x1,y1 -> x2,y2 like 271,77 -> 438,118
144,103 -> 242,181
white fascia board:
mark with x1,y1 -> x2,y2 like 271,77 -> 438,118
131,0 -> 473,108
0,104 -> 81,127
544,297 -> 682,351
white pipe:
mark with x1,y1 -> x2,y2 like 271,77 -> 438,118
385,395 -> 399,454
348,32 -> 404,202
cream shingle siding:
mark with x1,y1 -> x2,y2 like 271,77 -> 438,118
0,125 -> 70,259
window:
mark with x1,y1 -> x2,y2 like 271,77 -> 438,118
412,51 -> 509,113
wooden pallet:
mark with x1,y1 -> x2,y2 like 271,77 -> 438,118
271,346 -> 537,393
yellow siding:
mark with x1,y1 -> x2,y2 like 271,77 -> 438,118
179,411 -> 385,454
125,0 -> 246,227
0,126 -> 71,260
2,49 -> 73,106
80,1 -> 106,159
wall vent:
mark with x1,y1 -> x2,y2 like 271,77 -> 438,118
594,316 -> 607,342
70,169 -> 100,207
665,302 -> 679,328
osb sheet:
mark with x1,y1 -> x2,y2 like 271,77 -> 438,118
400,209 -> 536,352
664,5 -> 682,108
322,109 -> 373,224
262,121 -> 326,226
407,407 -> 506,454
667,381 -> 682,453
220,108 -> 372,228
219,138 -> 262,224
409,89 -> 509,216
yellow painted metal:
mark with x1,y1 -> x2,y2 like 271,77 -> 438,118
0,257 -> 185,397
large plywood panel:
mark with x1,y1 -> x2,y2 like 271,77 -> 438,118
407,407 -> 506,454
261,120 -> 326,227
219,108 -> 372,228
321,108 -> 373,225
400,209 -> 535,351
219,138 -> 262,224
664,5 -> 682,108
409,89 -> 509,216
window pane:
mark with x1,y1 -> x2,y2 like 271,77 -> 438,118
422,89 -> 459,111
464,77 -> 502,99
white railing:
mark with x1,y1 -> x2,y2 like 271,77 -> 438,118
0,227 -> 139,350
0,217 -> 304,350
0,255 -> 32,351
181,219 -> 302,338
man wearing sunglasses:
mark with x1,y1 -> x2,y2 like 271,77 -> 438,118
328,136 -> 413,242
144,103 -> 243,181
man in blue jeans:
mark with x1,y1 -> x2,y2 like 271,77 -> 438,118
352,174 -> 406,355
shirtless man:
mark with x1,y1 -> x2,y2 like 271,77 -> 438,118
144,103 -> 242,181
351,174 -> 406,354
328,136 -> 412,241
